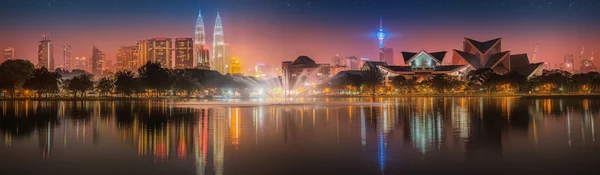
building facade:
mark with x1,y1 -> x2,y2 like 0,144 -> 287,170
453,38 -> 543,78
92,46 -> 105,76
174,38 -> 194,69
116,46 -> 139,72
38,35 -> 54,70
377,50 -> 468,82
282,56 -> 331,87
379,47 -> 394,65
229,56 -> 241,75
213,13 -> 226,74
63,44 -> 72,70
195,11 -> 211,70
3,47 -> 14,62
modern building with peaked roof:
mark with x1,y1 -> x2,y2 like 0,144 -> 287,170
453,38 -> 544,78
282,56 -> 331,86
377,50 -> 468,81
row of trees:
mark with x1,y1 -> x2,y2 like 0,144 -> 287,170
331,68 -> 600,95
0,60 -> 246,98
3,59 -> 600,98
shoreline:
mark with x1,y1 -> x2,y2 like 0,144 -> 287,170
1,93 -> 600,100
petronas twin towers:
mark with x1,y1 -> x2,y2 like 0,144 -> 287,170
195,11 -> 226,74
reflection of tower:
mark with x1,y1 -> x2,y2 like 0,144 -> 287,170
195,11 -> 210,69
211,109 -> 226,175
39,122 -> 54,159
213,12 -> 226,74
194,109 -> 209,175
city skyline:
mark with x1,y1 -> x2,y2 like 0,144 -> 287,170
1,0 -> 599,71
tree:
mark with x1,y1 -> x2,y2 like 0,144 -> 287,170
533,69 -> 572,93
391,76 -> 416,93
424,74 -> 460,93
96,77 -> 115,96
0,59 -> 35,97
23,67 -> 62,98
65,73 -> 94,97
572,72 -> 600,93
138,62 -> 170,97
362,69 -> 384,96
467,68 -> 498,93
114,71 -> 136,97
171,69 -> 202,97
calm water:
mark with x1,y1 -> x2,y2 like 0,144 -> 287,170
1,98 -> 600,175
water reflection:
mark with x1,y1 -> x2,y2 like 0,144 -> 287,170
1,97 -> 600,174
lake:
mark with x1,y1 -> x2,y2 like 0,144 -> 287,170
1,97 -> 600,175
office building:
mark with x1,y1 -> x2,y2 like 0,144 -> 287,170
174,38 -> 194,69
379,47 -> 394,65
195,10 -> 210,69
63,44 -> 72,70
229,56 -> 241,75
37,35 -> 54,70
3,47 -> 14,62
213,12 -> 226,74
92,46 -> 105,76
116,46 -> 139,71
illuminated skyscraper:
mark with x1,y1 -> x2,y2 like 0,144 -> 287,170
195,11 -> 210,69
138,37 -> 173,68
213,12 -> 226,74
116,46 -> 139,71
175,38 -> 194,69
3,47 -> 14,62
63,44 -> 72,70
229,56 -> 241,75
379,47 -> 394,65
376,16 -> 386,49
92,46 -> 105,76
564,54 -> 575,73
38,35 -> 54,70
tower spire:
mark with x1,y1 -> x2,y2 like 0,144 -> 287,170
379,16 -> 383,30
376,16 -> 386,49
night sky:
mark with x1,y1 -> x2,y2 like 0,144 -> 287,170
1,0 -> 599,70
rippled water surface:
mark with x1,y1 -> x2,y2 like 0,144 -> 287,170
1,97 -> 600,175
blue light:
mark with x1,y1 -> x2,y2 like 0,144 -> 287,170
376,16 -> 386,48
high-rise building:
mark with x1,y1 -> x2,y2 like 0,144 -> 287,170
379,47 -> 394,65
73,57 -> 88,71
3,47 -> 14,62
38,35 -> 54,70
147,37 -> 173,68
332,54 -> 342,66
63,44 -> 72,70
563,54 -> 575,73
229,56 -> 241,75
195,10 -> 210,70
174,38 -> 194,69
92,46 -> 105,76
343,56 -> 360,70
255,63 -> 270,78
197,45 -> 210,69
213,12 -> 226,74
116,46 -> 139,71
137,40 -> 149,66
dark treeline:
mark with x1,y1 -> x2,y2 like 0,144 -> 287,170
2,59 -> 600,98
0,60 -> 255,98
327,68 -> 600,95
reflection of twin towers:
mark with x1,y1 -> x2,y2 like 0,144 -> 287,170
196,11 -> 227,74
